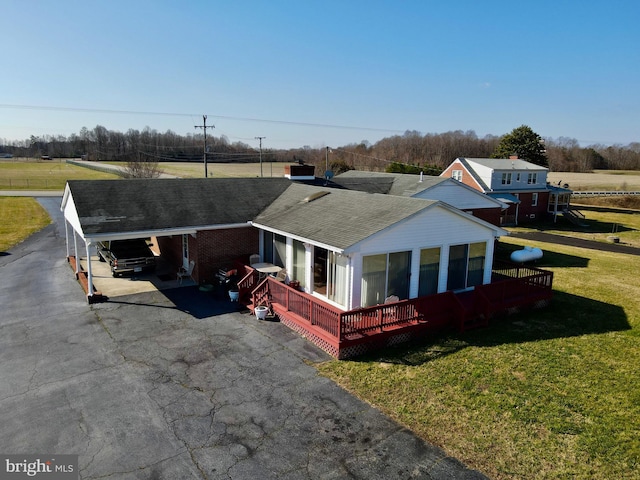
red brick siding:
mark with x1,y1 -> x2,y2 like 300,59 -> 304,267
468,208 -> 502,226
517,191 -> 551,223
194,227 -> 259,282
441,162 -> 483,192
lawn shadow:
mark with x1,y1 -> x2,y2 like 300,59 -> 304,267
496,241 -> 590,268
364,291 -> 630,366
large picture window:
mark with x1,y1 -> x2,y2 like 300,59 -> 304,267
362,251 -> 411,307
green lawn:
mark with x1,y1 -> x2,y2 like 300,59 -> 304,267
318,238 -> 640,479
0,160 -> 119,189
0,197 -> 51,251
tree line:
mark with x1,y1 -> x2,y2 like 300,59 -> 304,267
1,124 -> 638,172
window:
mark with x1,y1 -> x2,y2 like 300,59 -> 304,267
361,251 -> 412,307
452,170 -> 462,181
516,173 -> 521,182
501,173 -> 512,185
528,173 -> 537,184
447,242 -> 486,291
532,192 -> 538,207
418,247 -> 440,296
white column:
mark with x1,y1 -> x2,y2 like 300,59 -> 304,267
64,220 -> 70,259
73,231 -> 80,276
409,248 -> 421,298
85,240 -> 94,297
484,240 -> 495,285
305,244 -> 313,293
439,245 -> 450,293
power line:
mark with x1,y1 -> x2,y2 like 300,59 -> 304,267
0,103 -> 404,134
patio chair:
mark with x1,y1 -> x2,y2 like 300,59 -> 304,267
177,260 -> 195,284
249,254 -> 261,266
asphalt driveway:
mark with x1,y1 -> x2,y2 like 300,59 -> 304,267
0,197 -> 485,479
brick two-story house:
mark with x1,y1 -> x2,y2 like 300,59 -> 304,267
441,157 -> 572,225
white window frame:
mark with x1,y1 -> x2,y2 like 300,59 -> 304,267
528,172 -> 538,185
532,192 -> 538,207
501,172 -> 512,185
452,170 -> 462,181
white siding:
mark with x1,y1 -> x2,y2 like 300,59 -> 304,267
466,161 -> 493,189
347,205 -> 500,307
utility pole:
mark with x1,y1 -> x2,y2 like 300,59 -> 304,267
195,115 -> 214,178
255,136 -> 265,177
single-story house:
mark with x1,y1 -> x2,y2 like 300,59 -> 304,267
61,176 -> 507,307
61,175 -> 554,358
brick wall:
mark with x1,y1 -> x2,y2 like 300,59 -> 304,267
195,227 -> 259,282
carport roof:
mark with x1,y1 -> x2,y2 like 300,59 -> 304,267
63,177 -> 292,236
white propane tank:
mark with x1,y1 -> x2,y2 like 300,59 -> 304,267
510,246 -> 543,263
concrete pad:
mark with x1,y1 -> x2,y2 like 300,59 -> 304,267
79,254 -> 196,298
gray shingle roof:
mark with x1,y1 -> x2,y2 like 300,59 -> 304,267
333,170 -> 448,197
252,183 -> 438,250
67,178 -> 292,235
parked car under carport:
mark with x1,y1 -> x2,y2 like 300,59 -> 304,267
97,239 -> 157,277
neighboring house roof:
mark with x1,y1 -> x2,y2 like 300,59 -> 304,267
487,192 -> 521,204
332,170 -> 447,196
333,170 -> 506,209
62,178 -> 292,237
450,157 -> 491,191
462,157 -> 548,171
252,183 -> 506,251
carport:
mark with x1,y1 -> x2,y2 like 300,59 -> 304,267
60,177 -> 292,302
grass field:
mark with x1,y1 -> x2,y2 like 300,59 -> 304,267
0,159 -> 119,189
104,160 -> 287,178
547,170 -> 640,191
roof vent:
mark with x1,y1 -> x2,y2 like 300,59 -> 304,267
302,191 -> 330,203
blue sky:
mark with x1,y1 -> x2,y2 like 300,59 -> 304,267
1,0 -> 638,149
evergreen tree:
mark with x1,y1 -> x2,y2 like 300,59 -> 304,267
492,125 -> 548,167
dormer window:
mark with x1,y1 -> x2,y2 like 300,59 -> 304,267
528,173 -> 537,185
452,170 -> 462,181
501,173 -> 512,185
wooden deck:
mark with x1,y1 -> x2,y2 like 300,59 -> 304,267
242,261 -> 554,359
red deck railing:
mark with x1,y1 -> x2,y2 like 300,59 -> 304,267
246,261 -> 553,358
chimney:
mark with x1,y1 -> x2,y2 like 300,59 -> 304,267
509,155 -> 518,159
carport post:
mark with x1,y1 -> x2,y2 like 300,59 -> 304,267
85,241 -> 94,297
73,231 -> 80,276
64,220 -> 70,259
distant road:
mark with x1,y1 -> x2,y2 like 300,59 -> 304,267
1,190 -> 63,196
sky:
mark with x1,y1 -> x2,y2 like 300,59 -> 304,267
1,0 -> 639,150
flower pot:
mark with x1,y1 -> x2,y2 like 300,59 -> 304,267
228,289 -> 239,302
255,305 -> 269,320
